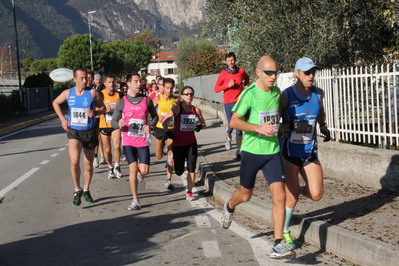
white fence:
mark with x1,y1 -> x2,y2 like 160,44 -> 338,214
184,63 -> 399,149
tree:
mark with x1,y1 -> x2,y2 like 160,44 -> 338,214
129,29 -> 160,51
29,58 -> 58,73
183,44 -> 224,77
103,39 -> 154,77
176,37 -> 219,80
204,0 -> 399,73
57,34 -> 106,72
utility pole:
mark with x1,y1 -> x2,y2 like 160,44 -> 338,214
88,10 -> 96,71
12,0 -> 22,90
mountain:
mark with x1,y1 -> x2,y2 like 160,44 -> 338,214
0,0 -> 205,60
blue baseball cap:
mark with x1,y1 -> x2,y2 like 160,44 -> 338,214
295,57 -> 318,71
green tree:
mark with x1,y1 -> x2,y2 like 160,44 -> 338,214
57,34 -> 105,72
129,29 -> 160,51
183,44 -> 224,77
21,51 -> 35,73
204,0 -> 399,73
29,58 -> 58,73
176,37 -> 218,80
103,39 -> 154,77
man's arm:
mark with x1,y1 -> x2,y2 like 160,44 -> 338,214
214,72 -> 227,93
161,105 -> 178,130
111,99 -> 124,129
147,97 -> 159,127
92,89 -> 105,115
317,89 -> 326,125
52,89 -> 70,132
230,112 -> 277,137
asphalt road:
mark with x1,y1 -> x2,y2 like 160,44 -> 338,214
0,118 -> 279,266
0,116 -> 358,266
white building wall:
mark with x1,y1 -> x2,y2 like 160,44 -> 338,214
146,61 -> 178,84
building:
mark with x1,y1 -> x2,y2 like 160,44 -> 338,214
146,51 -> 178,84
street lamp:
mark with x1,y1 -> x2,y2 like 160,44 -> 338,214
157,43 -> 160,76
8,45 -> 12,71
88,10 -> 96,71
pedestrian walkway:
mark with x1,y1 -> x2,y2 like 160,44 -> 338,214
0,110 -> 58,137
1,108 -> 398,266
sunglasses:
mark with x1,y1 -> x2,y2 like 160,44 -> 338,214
182,93 -> 194,96
257,68 -> 279,76
303,69 -> 317,76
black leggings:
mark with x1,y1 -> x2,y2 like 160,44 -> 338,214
172,143 -> 198,176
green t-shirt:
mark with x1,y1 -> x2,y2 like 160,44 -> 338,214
232,83 -> 281,155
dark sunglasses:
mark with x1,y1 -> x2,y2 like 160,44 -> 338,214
303,69 -> 317,76
257,68 -> 279,76
182,93 -> 194,96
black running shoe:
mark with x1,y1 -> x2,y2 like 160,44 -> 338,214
72,189 -> 83,207
83,191 -> 94,204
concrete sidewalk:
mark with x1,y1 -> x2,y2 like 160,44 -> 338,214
0,110 -> 58,137
1,109 -> 398,266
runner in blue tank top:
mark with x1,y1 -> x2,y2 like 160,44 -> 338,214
53,68 -> 105,207
279,58 -> 331,250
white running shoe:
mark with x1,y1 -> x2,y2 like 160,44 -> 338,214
128,198 -> 141,210
93,157 -> 99,168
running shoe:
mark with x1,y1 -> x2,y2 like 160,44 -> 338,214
114,166 -> 123,178
108,166 -> 115,179
283,231 -> 297,250
128,198 -> 141,210
137,172 -> 144,182
235,149 -> 241,160
225,137 -> 232,151
269,240 -> 296,259
167,154 -> 174,167
83,191 -> 94,204
99,156 -> 107,164
186,192 -> 195,201
93,157 -> 99,168
72,189 -> 83,207
164,179 -> 174,190
220,199 -> 233,229
121,153 -> 127,161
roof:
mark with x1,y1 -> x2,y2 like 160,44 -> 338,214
150,51 -> 177,63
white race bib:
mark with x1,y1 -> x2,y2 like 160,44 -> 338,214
258,109 -> 279,137
71,108 -> 88,127
290,119 -> 315,144
127,118 -> 146,137
180,114 -> 196,131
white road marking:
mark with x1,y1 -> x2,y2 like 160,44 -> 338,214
195,215 -> 211,228
179,173 -> 295,265
59,147 -> 66,151
0,168 -> 40,197
202,240 -> 222,258
40,160 -> 50,164
50,153 -> 58,157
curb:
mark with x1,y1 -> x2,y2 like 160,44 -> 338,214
0,113 -> 58,137
197,150 -> 399,266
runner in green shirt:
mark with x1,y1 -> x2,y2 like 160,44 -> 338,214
219,55 -> 295,260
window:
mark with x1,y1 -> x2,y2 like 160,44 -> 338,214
164,68 -> 177,75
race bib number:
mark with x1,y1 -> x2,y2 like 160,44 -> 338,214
258,109 -> 279,137
105,103 -> 117,123
180,114 -> 196,131
127,118 -> 146,137
71,108 -> 88,127
161,112 -> 174,128
290,119 -> 315,144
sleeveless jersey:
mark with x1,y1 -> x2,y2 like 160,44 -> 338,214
281,85 -> 322,157
121,96 -> 149,147
99,91 -> 120,128
173,103 -> 197,146
156,94 -> 175,129
67,87 -> 96,130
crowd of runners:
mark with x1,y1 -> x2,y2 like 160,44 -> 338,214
52,53 -> 330,260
